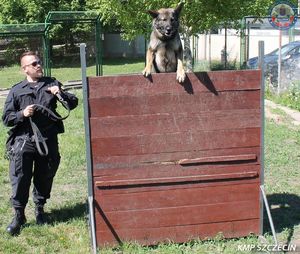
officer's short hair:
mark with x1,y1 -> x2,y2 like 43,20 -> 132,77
20,51 -> 38,63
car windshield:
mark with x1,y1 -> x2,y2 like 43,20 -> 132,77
269,43 -> 297,56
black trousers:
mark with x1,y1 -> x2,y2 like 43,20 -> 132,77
9,135 -> 61,209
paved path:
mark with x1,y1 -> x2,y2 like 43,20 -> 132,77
0,88 -> 10,99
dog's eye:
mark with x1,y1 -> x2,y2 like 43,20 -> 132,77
160,18 -> 167,21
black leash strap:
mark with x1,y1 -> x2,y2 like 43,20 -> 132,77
34,94 -> 71,121
29,94 -> 70,156
29,117 -> 48,156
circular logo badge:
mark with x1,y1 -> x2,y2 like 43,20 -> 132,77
268,1 -> 298,30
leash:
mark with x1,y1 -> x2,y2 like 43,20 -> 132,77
29,94 -> 70,156
29,117 -> 48,156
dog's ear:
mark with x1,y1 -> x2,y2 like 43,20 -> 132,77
148,10 -> 159,19
175,2 -> 184,15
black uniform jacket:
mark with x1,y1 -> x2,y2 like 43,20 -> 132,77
2,77 -> 78,141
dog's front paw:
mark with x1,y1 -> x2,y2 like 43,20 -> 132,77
142,67 -> 152,77
176,69 -> 186,83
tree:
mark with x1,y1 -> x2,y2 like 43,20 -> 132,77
0,0 -> 88,24
0,0 -> 88,55
87,0 -> 277,70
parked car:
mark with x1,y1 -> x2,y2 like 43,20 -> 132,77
247,41 -> 300,69
269,54 -> 300,85
247,41 -> 300,84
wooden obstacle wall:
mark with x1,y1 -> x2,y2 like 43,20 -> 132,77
86,70 -> 262,247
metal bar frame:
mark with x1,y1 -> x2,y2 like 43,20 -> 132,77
80,43 -> 97,253
258,40 -> 265,236
43,23 -> 51,77
95,19 -> 102,76
258,40 -> 278,245
45,11 -> 102,76
0,22 -> 51,76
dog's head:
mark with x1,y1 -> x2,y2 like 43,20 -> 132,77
148,2 -> 183,40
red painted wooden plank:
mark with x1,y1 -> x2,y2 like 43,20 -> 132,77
93,161 -> 260,180
96,219 -> 260,246
94,199 -> 259,229
91,128 -> 260,157
92,147 -> 261,174
95,179 -> 260,196
89,90 -> 260,117
90,109 -> 260,138
88,70 -> 261,98
178,154 -> 257,165
95,183 -> 259,211
93,154 -> 258,171
95,171 -> 258,187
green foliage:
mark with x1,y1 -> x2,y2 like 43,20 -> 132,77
87,0 -> 277,40
0,0 -> 86,24
266,81 -> 300,111
194,59 -> 240,72
0,0 -> 287,42
0,0 -> 89,54
210,60 -> 239,71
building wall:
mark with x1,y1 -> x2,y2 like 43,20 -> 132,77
102,33 -> 145,58
194,29 -> 299,62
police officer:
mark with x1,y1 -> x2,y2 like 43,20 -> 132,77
2,51 -> 78,235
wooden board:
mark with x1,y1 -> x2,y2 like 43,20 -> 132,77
86,71 -> 262,247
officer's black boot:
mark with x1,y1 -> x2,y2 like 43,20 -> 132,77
6,208 -> 26,236
35,205 -> 46,225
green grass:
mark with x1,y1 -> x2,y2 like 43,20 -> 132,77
0,62 -> 299,253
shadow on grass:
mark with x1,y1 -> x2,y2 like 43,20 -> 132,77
47,202 -> 87,224
263,193 -> 300,241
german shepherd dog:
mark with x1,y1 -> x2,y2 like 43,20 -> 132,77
142,3 -> 186,83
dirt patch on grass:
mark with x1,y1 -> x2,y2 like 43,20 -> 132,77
266,100 -> 300,126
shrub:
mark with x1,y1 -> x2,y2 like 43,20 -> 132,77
210,59 -> 239,71
266,80 -> 300,111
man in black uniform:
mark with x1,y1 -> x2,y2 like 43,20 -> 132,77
2,51 -> 78,235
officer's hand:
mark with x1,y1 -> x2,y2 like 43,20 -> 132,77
47,86 -> 60,95
23,105 -> 35,117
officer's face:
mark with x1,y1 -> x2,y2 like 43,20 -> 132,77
21,55 -> 43,81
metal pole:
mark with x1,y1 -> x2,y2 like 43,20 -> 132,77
278,30 -> 282,95
246,21 -> 250,63
80,43 -> 97,254
95,19 -> 102,76
192,35 -> 195,69
258,41 -> 277,245
43,33 -> 51,77
224,26 -> 227,69
260,185 -> 278,245
240,17 -> 246,68
258,41 -> 265,236
208,32 -> 211,70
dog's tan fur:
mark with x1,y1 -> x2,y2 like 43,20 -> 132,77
142,3 -> 185,83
